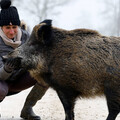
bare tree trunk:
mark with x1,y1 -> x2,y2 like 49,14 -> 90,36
12,0 -> 72,22
102,0 -> 120,36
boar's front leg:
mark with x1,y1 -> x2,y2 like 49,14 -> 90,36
106,110 -> 119,120
57,89 -> 79,120
104,85 -> 120,120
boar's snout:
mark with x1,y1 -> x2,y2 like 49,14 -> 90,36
13,57 -> 22,69
2,56 -> 22,70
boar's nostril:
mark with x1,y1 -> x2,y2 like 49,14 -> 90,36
14,57 -> 22,64
13,57 -> 23,69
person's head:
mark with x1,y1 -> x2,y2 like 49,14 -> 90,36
0,0 -> 20,39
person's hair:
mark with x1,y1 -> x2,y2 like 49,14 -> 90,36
20,20 -> 27,30
0,0 -> 20,26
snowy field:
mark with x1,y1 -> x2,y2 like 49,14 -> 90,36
0,87 -> 120,120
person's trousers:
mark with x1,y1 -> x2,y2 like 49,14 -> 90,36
0,72 -> 37,101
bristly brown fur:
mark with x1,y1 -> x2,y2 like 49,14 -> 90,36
70,28 -> 101,36
7,20 -> 120,120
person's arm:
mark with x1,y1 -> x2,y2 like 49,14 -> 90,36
0,56 -> 14,80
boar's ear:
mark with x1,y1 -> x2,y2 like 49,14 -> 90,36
40,19 -> 52,25
38,19 -> 52,46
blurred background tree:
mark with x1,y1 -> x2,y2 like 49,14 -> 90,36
10,0 -> 120,36
12,0 -> 71,21
11,0 -> 72,32
101,0 -> 120,36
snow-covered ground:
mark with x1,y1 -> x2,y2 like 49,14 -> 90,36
0,87 -> 120,120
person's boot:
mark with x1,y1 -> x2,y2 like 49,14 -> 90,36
20,83 -> 48,120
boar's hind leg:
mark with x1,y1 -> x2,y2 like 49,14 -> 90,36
104,86 -> 120,120
57,89 -> 79,120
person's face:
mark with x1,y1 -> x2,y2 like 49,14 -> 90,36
2,25 -> 18,39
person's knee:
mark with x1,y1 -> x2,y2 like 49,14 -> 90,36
0,82 -> 8,101
0,88 -> 8,100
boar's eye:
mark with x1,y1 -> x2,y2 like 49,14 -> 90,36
37,22 -> 52,46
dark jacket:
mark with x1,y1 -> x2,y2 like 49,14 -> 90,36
0,28 -> 29,80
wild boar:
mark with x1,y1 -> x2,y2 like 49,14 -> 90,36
6,19 -> 120,120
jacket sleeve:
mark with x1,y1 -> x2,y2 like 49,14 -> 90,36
0,56 -> 12,80
0,29 -> 29,81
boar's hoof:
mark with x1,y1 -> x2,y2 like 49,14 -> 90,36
28,116 -> 41,120
20,107 -> 41,120
21,115 -> 41,120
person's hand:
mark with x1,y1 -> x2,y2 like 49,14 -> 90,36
4,58 -> 17,73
